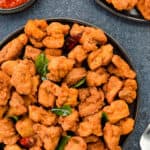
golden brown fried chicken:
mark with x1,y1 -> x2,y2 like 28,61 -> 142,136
87,140 -> 106,150
103,76 -> 123,103
64,136 -> 87,150
33,124 -> 62,150
58,109 -> 79,132
119,79 -> 137,103
68,45 -> 87,63
0,71 -> 11,106
86,68 -> 109,87
24,45 -> 41,61
47,56 -> 75,82
0,34 -> 28,64
80,27 -> 107,52
88,44 -> 113,70
118,117 -> 135,135
103,100 -> 129,123
4,144 -> 21,150
56,83 -> 78,107
78,112 -> 103,137
29,105 -> 56,126
16,117 -> 34,137
64,67 -> 87,86
104,123 -> 122,150
0,106 -> 8,118
137,0 -> 150,20
108,55 -> 136,79
79,88 -> 104,117
0,119 -> 19,145
44,48 -> 62,56
84,135 -> 99,143
29,37 -> 44,48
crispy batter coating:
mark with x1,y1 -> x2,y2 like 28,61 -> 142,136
44,48 -> 62,56
0,106 -> 8,118
119,79 -> 137,103
38,80 -> 56,108
58,109 -> 79,132
78,112 -> 103,137
47,56 -> 75,82
64,136 -> 87,150
108,55 -> 136,79
84,135 -> 99,143
0,71 -> 11,106
0,34 -> 28,64
56,83 -> 78,107
118,117 -> 135,135
29,37 -> 44,48
79,88 -> 104,117
0,119 -> 19,145
137,0 -> 150,20
29,105 -> 56,126
64,67 -> 87,86
33,124 -> 62,150
87,140 -> 106,150
104,123 -> 122,150
4,144 -> 21,150
88,44 -> 113,70
103,100 -> 129,123
103,76 -> 123,103
80,27 -> 107,52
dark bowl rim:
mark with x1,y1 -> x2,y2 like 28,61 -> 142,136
0,0 -> 36,14
0,17 -> 140,148
95,0 -> 150,23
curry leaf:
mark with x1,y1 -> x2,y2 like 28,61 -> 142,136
56,136 -> 71,150
51,105 -> 72,116
8,116 -> 19,122
101,112 -> 109,127
35,53 -> 48,80
72,78 -> 86,88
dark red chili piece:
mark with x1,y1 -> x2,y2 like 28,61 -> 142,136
18,137 -> 35,148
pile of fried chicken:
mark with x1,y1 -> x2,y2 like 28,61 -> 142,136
0,19 -> 137,150
106,0 -> 150,20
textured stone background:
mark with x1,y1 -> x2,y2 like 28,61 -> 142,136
0,0 -> 150,149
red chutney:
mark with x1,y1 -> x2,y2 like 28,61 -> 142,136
0,0 -> 28,9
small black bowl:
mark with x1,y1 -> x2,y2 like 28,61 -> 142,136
95,0 -> 150,23
0,0 -> 36,14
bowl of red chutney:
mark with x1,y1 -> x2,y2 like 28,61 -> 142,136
0,0 -> 36,14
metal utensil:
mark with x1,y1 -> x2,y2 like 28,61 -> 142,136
140,124 -> 150,150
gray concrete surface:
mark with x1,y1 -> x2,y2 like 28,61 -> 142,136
0,0 -> 150,149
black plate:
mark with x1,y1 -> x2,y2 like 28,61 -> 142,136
0,18 -> 139,149
0,0 -> 36,14
95,0 -> 150,23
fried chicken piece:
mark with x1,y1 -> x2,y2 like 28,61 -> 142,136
29,37 -> 44,48
47,56 -> 75,82
1,60 -> 19,76
103,76 -> 123,103
80,27 -> 107,52
104,123 -> 122,150
84,135 -> 99,143
86,68 -> 109,87
0,71 -> 11,106
7,92 -> 27,116
78,112 -> 103,137
88,44 -> 113,70
106,0 -> 137,11
23,95 -> 37,106
108,55 -> 136,79
78,88 -> 90,102
58,109 -> 79,132
87,140 -> 105,150
44,48 -> 62,56
0,106 -> 8,118
31,75 -> 40,95
137,0 -> 150,20
25,19 -> 47,40
119,79 -> 137,103
68,45 -> 87,63
79,88 -> 104,117
16,117 -> 34,138
64,136 -> 87,150
38,80 -> 56,108
118,117 -> 135,135
64,67 -> 87,86
29,105 -> 56,126
24,45 -> 41,61
103,100 -> 129,123
0,34 -> 28,64
0,119 -> 19,145
56,83 -> 78,107
33,124 -> 62,150
4,144 -> 22,150
70,23 -> 85,37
